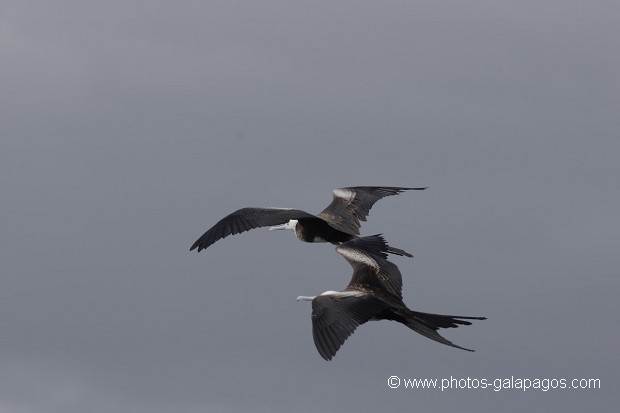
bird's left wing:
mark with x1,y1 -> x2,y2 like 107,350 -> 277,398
190,207 -> 316,252
311,294 -> 389,360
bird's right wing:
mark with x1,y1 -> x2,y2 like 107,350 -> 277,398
336,235 -> 404,300
190,208 -> 316,252
311,294 -> 389,360
317,186 -> 426,235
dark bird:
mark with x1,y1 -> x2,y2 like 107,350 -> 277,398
296,235 -> 486,361
190,186 -> 426,257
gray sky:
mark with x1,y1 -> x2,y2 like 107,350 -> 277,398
2,1 -> 619,412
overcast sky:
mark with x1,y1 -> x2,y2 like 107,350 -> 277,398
2,1 -> 619,412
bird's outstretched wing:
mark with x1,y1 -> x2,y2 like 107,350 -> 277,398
311,294 -> 389,360
190,207 -> 316,252
316,186 -> 426,235
336,235 -> 405,299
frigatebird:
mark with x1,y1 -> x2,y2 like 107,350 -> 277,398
296,235 -> 486,360
190,186 -> 426,257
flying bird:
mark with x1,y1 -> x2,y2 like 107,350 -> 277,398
190,186 -> 426,257
296,235 -> 486,361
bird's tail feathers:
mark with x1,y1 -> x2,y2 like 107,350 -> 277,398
341,234 -> 413,258
385,244 -> 414,258
404,310 -> 486,352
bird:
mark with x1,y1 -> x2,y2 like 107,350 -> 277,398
189,186 -> 426,257
296,234 -> 486,361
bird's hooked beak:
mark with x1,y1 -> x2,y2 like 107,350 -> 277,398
296,295 -> 315,302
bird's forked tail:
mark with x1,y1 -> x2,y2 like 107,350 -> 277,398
384,244 -> 414,258
403,310 -> 486,352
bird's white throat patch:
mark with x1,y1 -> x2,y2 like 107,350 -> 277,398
319,290 -> 366,298
269,219 -> 298,231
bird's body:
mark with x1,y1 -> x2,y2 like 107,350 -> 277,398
297,235 -> 486,361
190,186 -> 426,256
